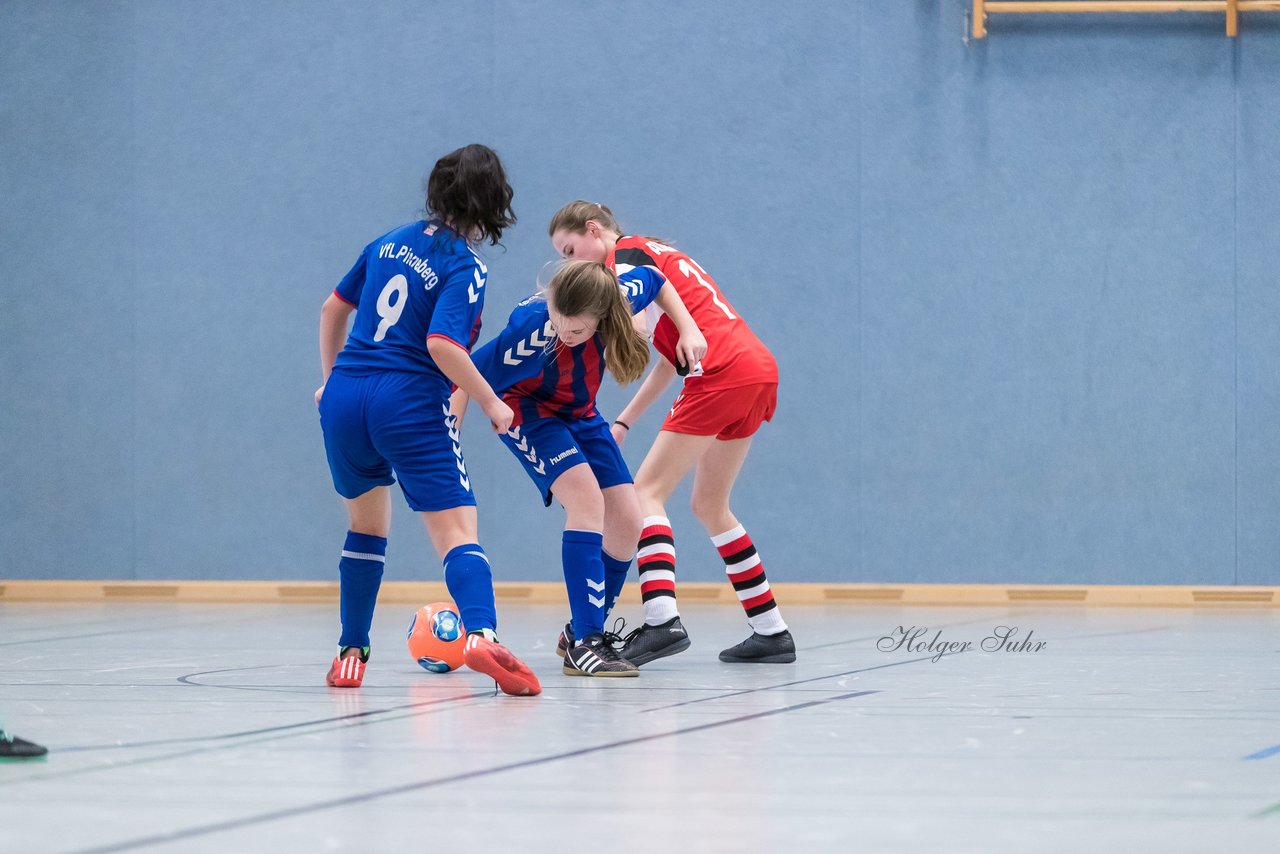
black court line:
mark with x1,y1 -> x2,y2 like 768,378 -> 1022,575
641,652 -> 958,713
0,690 -> 494,788
71,689 -> 881,854
55,678 -> 495,753
175,664 -> 382,697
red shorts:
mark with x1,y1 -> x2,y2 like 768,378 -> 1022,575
661,382 -> 777,440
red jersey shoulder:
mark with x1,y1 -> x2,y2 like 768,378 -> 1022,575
614,237 -> 728,305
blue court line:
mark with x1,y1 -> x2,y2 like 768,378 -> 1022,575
1243,743 -> 1280,761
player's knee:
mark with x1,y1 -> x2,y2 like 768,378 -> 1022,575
691,491 -> 721,524
612,508 -> 643,547
558,479 -> 605,528
690,491 -> 728,527
634,482 -> 665,514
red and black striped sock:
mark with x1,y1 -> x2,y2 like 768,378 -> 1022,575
637,515 -> 678,625
712,525 -> 786,635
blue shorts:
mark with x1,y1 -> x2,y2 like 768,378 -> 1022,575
319,369 -> 475,512
501,414 -> 633,507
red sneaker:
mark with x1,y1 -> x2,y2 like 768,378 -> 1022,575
325,652 -> 366,687
463,635 -> 541,696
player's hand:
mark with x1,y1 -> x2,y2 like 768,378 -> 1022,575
314,385 -> 325,407
482,398 -> 514,434
611,423 -> 628,446
675,330 -> 707,374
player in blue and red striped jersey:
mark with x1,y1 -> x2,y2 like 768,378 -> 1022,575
315,144 -> 540,696
549,201 -> 796,666
453,260 -> 705,676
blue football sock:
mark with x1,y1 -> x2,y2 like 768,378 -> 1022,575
601,548 -> 632,621
443,544 -> 497,634
338,531 -> 387,650
563,529 -> 606,640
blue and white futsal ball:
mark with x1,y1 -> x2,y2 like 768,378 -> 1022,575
406,602 -> 466,672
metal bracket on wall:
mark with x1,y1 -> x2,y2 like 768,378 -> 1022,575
971,0 -> 1280,39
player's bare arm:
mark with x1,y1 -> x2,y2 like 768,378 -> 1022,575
428,337 -> 513,434
316,293 -> 355,405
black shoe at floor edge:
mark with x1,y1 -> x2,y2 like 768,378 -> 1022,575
618,616 -> 691,667
719,629 -> 796,663
0,731 -> 47,759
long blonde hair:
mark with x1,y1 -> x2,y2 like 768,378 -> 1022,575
546,261 -> 650,385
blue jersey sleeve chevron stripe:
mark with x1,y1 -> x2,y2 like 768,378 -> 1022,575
471,298 -> 555,393
616,264 -> 666,314
476,269 -> 665,427
331,220 -> 483,382
427,254 -> 486,349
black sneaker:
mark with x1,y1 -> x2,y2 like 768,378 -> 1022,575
0,731 -> 47,759
555,621 -> 574,657
618,616 -> 691,667
563,634 -> 639,677
719,630 -> 796,663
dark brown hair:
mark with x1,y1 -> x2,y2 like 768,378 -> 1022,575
427,144 -> 516,246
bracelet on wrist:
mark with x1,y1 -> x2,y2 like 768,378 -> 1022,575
613,419 -> 631,431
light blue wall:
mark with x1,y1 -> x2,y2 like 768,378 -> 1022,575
1,2 -> 1276,585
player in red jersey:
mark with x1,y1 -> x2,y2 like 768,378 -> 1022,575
548,201 -> 796,664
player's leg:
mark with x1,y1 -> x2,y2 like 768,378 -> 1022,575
600,483 -> 642,621
551,464 -> 637,677
499,420 -> 585,657
573,416 -> 643,624
319,373 -> 396,688
419,503 -> 494,636
420,504 -> 541,695
327,486 -> 393,687
498,417 -> 636,675
379,382 -> 539,696
618,430 -> 714,664
691,386 -> 794,664
551,462 -> 606,643
631,429 -> 715,622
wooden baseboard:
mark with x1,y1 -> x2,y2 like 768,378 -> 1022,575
0,580 -> 1275,607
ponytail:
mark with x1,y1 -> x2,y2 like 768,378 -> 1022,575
546,261 -> 651,385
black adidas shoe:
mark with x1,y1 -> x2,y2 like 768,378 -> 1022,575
563,634 -> 639,677
618,616 -> 691,667
719,629 -> 796,663
0,731 -> 47,759
555,621 -> 574,657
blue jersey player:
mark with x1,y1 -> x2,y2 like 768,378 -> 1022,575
454,260 -> 706,676
316,144 -> 539,696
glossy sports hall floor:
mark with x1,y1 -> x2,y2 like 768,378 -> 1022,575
1,600 -> 1277,853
